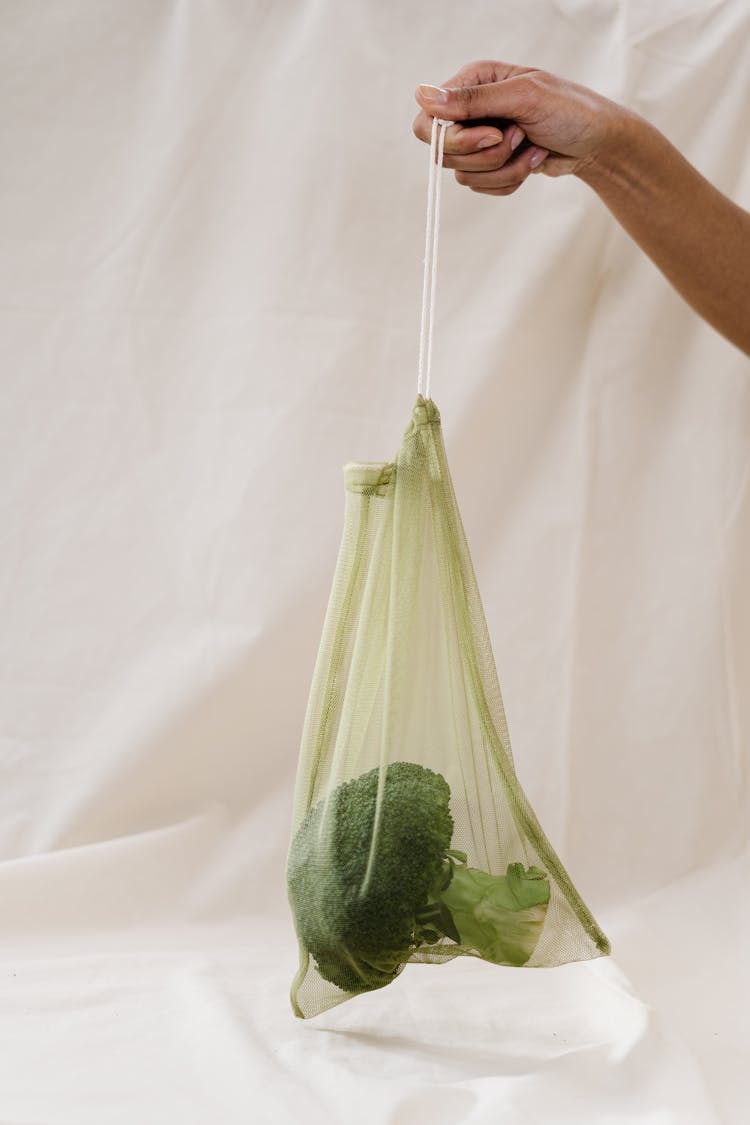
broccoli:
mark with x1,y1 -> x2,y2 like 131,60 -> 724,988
287,761 -> 550,997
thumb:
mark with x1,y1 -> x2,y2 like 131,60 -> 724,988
416,79 -> 526,122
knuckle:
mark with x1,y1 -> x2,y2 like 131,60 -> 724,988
465,57 -> 494,71
527,68 -> 550,88
510,75 -> 538,114
455,131 -> 474,154
454,84 -> 478,107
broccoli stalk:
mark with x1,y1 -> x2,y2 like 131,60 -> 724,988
287,761 -> 550,997
436,853 -> 550,966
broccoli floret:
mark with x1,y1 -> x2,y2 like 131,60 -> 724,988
287,761 -> 550,997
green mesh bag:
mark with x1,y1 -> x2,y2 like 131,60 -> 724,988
286,117 -> 610,1020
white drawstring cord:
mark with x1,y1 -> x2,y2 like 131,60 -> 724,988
417,115 -> 453,402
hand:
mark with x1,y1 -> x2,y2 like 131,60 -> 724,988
412,59 -> 628,195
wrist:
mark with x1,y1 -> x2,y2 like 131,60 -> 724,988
575,106 -> 655,193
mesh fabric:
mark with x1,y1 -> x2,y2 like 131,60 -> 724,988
286,395 -> 610,1020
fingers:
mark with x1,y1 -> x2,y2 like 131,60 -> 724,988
415,72 -> 534,124
437,58 -> 536,89
458,144 -> 549,195
438,125 -> 527,172
411,65 -> 550,196
411,113 -> 506,157
410,105 -> 549,195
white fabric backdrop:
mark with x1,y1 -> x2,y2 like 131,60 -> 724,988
1,1 -> 748,1121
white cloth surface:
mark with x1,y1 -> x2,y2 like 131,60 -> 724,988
1,0 -> 749,1122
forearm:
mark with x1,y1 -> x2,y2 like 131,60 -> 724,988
577,111 -> 750,356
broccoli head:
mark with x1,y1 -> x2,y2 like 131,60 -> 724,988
287,761 -> 550,997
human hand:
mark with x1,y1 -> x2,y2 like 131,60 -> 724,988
412,59 -> 629,195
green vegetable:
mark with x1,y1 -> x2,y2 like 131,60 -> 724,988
287,761 -> 550,995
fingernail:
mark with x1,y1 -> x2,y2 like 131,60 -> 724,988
529,147 -> 548,168
478,132 -> 503,149
509,127 -> 524,151
418,83 -> 449,104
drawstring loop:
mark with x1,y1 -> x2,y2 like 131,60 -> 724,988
417,115 -> 454,402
